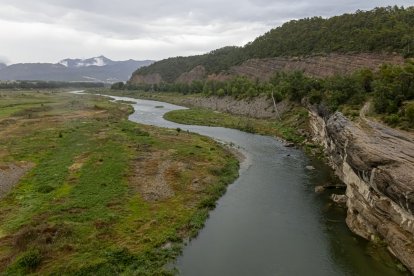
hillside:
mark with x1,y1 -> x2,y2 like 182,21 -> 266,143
130,6 -> 414,84
0,56 -> 154,83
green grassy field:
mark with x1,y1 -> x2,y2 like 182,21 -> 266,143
0,90 -> 238,275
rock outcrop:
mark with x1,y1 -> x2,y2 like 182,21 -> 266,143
177,95 -> 290,119
129,73 -> 162,85
225,53 -> 404,80
308,106 -> 414,272
176,65 -> 206,84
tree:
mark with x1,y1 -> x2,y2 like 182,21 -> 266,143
111,82 -> 125,90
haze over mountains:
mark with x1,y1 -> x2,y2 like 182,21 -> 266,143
0,56 -> 154,83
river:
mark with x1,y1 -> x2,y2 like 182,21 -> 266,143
97,93 -> 406,276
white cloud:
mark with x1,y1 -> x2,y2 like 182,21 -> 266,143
0,0 -> 412,64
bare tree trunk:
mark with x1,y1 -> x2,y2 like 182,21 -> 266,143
271,91 -> 281,121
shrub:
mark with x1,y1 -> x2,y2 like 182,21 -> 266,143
17,249 -> 42,271
405,104 -> 414,127
384,114 -> 401,126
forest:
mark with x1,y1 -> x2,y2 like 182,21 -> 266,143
133,6 -> 414,83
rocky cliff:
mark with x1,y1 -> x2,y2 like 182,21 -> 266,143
129,73 -> 162,85
308,105 -> 414,272
176,65 -> 206,84
129,53 -> 404,85
224,53 -> 404,80
175,95 -> 290,119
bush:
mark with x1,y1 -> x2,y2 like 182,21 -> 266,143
17,249 -> 42,271
384,114 -> 401,126
405,104 -> 414,127
111,82 -> 125,90
308,89 -> 323,104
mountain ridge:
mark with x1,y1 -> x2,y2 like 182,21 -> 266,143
0,56 -> 155,83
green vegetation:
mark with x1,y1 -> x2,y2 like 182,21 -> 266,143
164,107 -> 307,144
371,63 -> 414,128
244,6 -> 414,59
133,46 -> 243,83
111,82 -> 125,90
122,59 -> 414,129
133,6 -> 414,82
88,89 -> 311,144
123,6 -> 414,129
0,80 -> 104,89
0,90 -> 238,274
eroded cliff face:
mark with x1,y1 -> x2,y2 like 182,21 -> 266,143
177,95 -> 290,119
129,73 -> 162,85
224,53 -> 404,80
176,65 -> 206,84
309,108 -> 414,272
129,53 -> 404,85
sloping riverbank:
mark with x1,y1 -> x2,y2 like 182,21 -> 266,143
309,104 -> 414,272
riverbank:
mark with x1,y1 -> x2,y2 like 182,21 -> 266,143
0,90 -> 238,274
88,89 -> 321,151
89,89 -> 412,274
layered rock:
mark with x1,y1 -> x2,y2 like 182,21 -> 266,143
225,53 -> 404,80
309,107 -> 414,272
177,96 -> 290,119
176,65 -> 206,84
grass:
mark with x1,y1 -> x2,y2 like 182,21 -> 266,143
0,90 -> 239,275
90,89 -> 309,144
164,107 -> 308,144
89,89 -> 327,158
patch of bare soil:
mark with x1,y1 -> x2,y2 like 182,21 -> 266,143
130,151 -> 175,201
68,154 -> 89,173
0,162 -> 35,199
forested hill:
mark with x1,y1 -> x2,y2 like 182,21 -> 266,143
131,6 -> 414,83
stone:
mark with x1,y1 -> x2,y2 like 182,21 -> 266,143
315,186 -> 325,193
331,194 -> 347,205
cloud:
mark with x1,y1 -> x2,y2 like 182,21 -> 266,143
0,0 -> 412,63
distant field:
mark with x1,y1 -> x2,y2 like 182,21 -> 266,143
0,90 -> 238,274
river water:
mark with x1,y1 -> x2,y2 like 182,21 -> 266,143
101,94 -> 405,276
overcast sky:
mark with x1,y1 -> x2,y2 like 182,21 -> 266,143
0,0 -> 412,64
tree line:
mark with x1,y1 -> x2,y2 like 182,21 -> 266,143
0,80 -> 105,89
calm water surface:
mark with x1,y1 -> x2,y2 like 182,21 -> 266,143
99,94 -> 405,276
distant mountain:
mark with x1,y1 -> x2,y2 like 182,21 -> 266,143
58,55 -> 115,68
0,56 -> 155,83
0,63 -> 6,70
